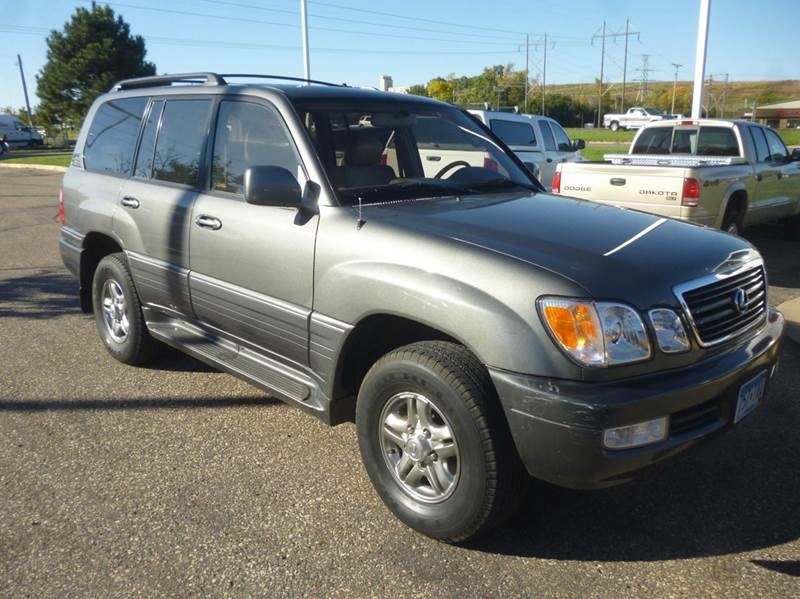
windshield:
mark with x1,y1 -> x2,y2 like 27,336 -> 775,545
294,102 -> 540,205
644,107 -> 664,115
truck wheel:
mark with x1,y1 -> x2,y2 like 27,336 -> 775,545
609,121 -> 620,132
721,207 -> 742,236
356,341 -> 527,543
92,253 -> 161,365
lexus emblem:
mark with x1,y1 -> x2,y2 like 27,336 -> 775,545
733,288 -> 748,314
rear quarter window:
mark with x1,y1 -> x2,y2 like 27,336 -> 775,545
83,97 -> 148,174
632,127 -> 673,154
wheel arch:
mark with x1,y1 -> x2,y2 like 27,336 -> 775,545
716,185 -> 748,229
79,231 -> 124,312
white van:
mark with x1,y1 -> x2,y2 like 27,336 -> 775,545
468,110 -> 585,189
0,114 -> 44,148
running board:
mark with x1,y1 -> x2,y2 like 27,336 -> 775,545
144,311 -> 331,419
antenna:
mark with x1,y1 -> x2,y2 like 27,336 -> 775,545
356,195 -> 365,229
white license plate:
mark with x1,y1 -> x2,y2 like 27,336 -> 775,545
734,371 -> 768,424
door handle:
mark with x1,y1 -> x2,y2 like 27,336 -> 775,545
610,177 -> 626,186
426,155 -> 442,161
195,215 -> 222,230
121,196 -> 140,209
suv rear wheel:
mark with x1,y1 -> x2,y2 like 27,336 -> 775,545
92,253 -> 160,365
356,341 -> 526,542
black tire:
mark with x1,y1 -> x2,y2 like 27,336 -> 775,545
356,341 -> 527,543
721,206 -> 742,236
609,121 -> 620,132
92,252 -> 161,365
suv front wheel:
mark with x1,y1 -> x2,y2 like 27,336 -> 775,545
92,253 -> 160,365
356,341 -> 526,542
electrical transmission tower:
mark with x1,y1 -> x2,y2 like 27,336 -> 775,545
591,20 -> 640,126
704,73 -> 730,117
635,54 -> 652,103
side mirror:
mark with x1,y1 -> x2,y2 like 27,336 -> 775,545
244,165 -> 302,207
572,139 -> 586,150
791,148 -> 800,162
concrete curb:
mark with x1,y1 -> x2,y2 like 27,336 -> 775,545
0,163 -> 67,173
777,297 -> 800,344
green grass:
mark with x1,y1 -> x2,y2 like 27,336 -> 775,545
2,154 -> 71,167
581,144 -> 630,161
779,129 -> 800,146
566,128 -> 636,143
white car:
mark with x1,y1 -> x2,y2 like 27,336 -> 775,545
468,110 -> 586,189
0,114 -> 44,148
602,106 -> 669,131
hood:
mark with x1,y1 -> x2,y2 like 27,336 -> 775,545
363,192 -> 754,309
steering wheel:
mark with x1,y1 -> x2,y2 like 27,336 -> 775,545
434,160 -> 471,179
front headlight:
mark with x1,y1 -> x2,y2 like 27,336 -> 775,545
538,298 -> 651,367
649,309 -> 690,353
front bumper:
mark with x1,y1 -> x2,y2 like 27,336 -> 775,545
490,310 -> 784,489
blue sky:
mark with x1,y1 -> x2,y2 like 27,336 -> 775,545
1,0 -> 797,109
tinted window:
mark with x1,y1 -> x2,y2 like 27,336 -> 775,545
152,99 -> 212,186
212,101 -> 301,194
84,97 -> 147,174
538,121 -> 556,151
763,128 -> 788,162
749,127 -> 770,162
134,99 -> 163,178
550,123 -> 572,152
671,128 -> 697,154
415,115 -> 477,149
696,126 -> 740,156
490,119 -> 537,147
632,127 -> 673,154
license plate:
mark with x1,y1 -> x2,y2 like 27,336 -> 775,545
734,371 -> 768,424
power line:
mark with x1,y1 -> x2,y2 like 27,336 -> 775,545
86,0 -> 521,46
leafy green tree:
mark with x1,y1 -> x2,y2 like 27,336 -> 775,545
36,5 -> 155,126
406,84 -> 428,97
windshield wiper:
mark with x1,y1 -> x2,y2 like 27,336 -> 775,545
455,178 -> 538,194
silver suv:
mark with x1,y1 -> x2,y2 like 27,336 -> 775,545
59,73 -> 784,542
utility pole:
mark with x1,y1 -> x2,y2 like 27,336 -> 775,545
300,0 -> 310,81
592,21 -> 639,124
541,32 -> 547,116
524,33 -> 529,111
691,0 -> 711,118
594,21 -> 606,128
17,54 -> 35,129
670,63 -> 683,115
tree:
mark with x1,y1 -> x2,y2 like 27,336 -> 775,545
36,5 -> 155,126
406,84 -> 428,97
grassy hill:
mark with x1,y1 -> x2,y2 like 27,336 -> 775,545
546,79 -> 800,118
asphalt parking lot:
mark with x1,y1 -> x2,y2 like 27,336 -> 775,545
1,166 -> 799,597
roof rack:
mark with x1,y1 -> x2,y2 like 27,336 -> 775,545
112,72 -> 225,91
111,72 -> 344,92
220,73 -> 344,87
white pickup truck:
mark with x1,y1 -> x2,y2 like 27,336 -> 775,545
554,119 -> 800,236
603,106 -> 670,131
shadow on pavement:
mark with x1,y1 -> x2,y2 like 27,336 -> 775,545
0,269 -> 81,319
751,560 -> 800,577
0,395 -> 278,412
467,340 -> 800,562
746,225 -> 800,290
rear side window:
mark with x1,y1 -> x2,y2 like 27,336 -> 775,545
538,121 -> 556,151
415,115 -> 477,150
212,100 -> 301,194
749,127 -> 770,162
490,120 -> 537,147
83,97 -> 147,174
152,99 -> 212,186
632,127 -> 673,154
695,126 -> 739,156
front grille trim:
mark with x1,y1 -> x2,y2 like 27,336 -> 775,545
674,257 -> 767,348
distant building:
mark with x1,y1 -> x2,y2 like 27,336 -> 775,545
752,101 -> 800,128
378,75 -> 393,92
378,74 -> 409,95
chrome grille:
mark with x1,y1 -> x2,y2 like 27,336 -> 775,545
677,264 -> 767,347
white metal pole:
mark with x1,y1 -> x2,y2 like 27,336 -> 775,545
300,0 -> 310,82
691,0 -> 711,118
